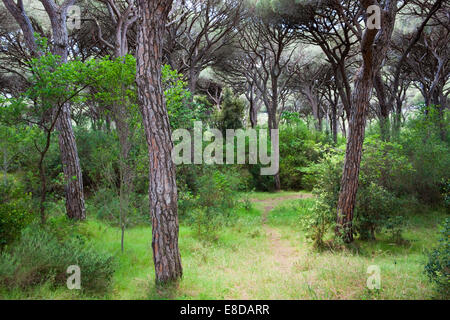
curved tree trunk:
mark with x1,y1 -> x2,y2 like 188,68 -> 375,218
46,1 -> 86,220
56,105 -> 86,220
336,0 -> 398,243
336,69 -> 373,243
136,0 -> 182,284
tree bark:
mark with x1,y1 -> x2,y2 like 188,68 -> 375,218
336,67 -> 373,243
270,73 -> 281,191
374,72 -> 390,141
136,0 -> 182,284
331,102 -> 338,144
42,0 -> 86,220
336,0 -> 398,243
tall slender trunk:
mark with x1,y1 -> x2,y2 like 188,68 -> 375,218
336,0 -> 398,243
56,106 -> 86,220
336,69 -> 373,243
374,72 -> 390,141
188,67 -> 200,96
136,0 -> 182,284
270,75 -> 281,191
49,4 -> 86,220
331,102 -> 338,144
393,95 -> 403,136
250,101 -> 258,128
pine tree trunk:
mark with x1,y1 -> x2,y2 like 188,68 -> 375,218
56,106 -> 86,220
136,0 -> 182,284
49,4 -> 86,220
336,0 -> 398,243
331,102 -> 338,144
336,68 -> 373,243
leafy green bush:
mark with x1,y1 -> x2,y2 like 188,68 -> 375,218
88,188 -> 148,227
186,169 -> 240,240
0,179 -> 33,249
384,215 -> 406,244
425,218 -> 449,299
213,88 -> 245,133
0,225 -> 115,293
398,108 -> 450,204
279,120 -> 322,190
300,152 -> 342,248
163,65 -> 208,130
302,135 -> 411,245
354,182 -> 396,241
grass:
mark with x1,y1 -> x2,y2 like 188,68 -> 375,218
0,192 -> 446,300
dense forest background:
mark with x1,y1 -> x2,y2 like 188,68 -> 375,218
0,0 -> 448,299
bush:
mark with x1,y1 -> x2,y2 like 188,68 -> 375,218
302,135 -> 411,245
301,152 -> 342,248
186,169 -> 240,240
398,108 -> 450,204
441,179 -> 450,210
213,88 -> 245,133
0,179 -> 33,249
279,120 -> 323,190
354,182 -> 396,241
425,218 -> 449,299
384,215 -> 406,244
88,188 -> 148,227
0,225 -> 115,293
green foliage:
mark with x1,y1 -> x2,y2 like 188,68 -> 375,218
279,119 -> 323,190
162,65 -> 208,129
398,107 -> 450,204
300,152 -> 342,248
354,182 -> 396,241
91,55 -> 137,107
0,179 -> 34,249
75,128 -> 119,190
88,188 -> 148,227
0,224 -> 115,293
441,179 -> 450,210
384,215 -> 406,244
214,88 -> 245,133
425,218 -> 449,298
360,135 -> 414,196
186,169 -> 240,240
302,135 -> 412,246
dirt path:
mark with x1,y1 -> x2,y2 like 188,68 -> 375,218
251,193 -> 313,273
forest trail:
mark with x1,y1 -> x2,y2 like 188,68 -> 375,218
251,193 -> 313,274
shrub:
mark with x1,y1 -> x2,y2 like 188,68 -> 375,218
0,225 -> 115,293
187,169 -> 240,240
354,182 -> 396,241
302,135 -> 411,245
384,215 -> 406,244
0,179 -> 33,249
425,218 -> 449,299
213,88 -> 245,133
398,108 -> 450,204
360,135 -> 414,197
88,188 -> 148,227
279,120 -> 323,190
301,152 -> 342,248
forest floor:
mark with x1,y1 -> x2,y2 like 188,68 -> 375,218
2,191 -> 445,300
